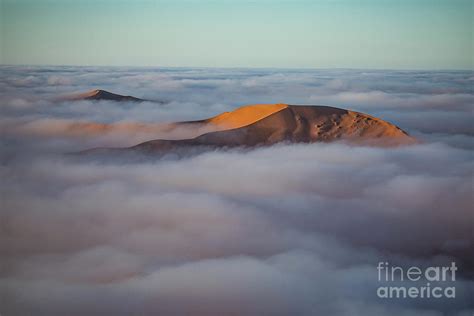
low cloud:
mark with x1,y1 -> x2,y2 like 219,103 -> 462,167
0,66 -> 473,315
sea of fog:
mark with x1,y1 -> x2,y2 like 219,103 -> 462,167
1,66 -> 473,315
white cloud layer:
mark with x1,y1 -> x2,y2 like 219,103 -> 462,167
0,66 -> 473,315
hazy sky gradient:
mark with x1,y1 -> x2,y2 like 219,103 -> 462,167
1,0 -> 472,69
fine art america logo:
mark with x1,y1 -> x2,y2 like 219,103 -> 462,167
376,262 -> 457,299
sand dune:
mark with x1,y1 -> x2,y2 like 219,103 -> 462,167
82,104 -> 416,155
195,105 -> 415,146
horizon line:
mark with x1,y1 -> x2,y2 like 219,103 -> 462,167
1,63 -> 473,72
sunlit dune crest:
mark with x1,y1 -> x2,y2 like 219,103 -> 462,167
205,103 -> 289,129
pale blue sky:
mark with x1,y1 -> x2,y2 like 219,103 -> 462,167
1,0 -> 472,69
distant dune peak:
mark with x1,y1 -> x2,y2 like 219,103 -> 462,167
87,89 -> 108,97
65,89 -> 145,102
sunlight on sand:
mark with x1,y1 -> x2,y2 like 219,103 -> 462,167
206,103 -> 288,129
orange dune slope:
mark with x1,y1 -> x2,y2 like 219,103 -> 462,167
204,103 -> 289,129
60,89 -> 145,102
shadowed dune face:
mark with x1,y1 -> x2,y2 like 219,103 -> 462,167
132,104 -> 416,153
289,106 -> 413,142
